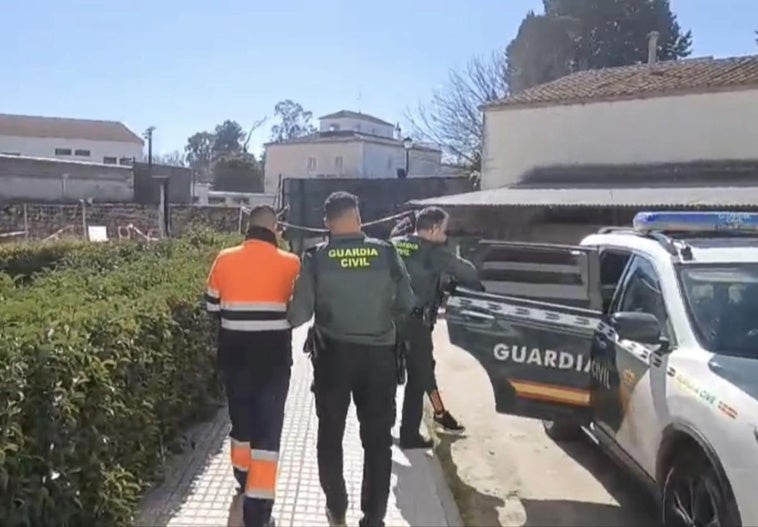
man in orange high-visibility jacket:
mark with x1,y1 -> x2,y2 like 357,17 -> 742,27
205,204 -> 300,527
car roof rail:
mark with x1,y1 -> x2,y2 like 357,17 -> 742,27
645,231 -> 678,255
596,226 -> 633,234
596,225 -> 694,258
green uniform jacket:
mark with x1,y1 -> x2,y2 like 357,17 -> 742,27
287,233 -> 415,346
390,234 -> 481,308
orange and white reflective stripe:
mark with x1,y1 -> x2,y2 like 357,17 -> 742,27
220,302 -> 286,312
205,287 -> 221,312
509,379 -> 590,407
219,301 -> 291,332
245,449 -> 278,500
221,319 -> 291,331
230,438 -> 251,472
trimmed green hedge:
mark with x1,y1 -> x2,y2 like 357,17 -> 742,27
0,230 -> 240,527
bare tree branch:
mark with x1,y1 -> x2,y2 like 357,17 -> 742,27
406,50 -> 508,169
243,116 -> 268,152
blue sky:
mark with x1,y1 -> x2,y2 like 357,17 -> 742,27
2,0 -> 757,157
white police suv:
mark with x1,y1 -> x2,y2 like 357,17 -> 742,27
445,211 -> 758,527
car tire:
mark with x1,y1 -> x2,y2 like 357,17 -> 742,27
661,448 -> 740,527
542,419 -> 583,441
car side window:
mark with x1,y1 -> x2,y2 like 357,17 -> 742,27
617,256 -> 675,343
599,249 -> 632,313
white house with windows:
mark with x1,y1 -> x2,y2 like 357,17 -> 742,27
262,110 -> 443,193
478,53 -> 758,190
0,113 -> 143,166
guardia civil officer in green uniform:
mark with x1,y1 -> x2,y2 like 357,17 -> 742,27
287,191 -> 414,527
391,206 -> 483,449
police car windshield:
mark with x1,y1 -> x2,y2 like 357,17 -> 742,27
679,264 -> 758,357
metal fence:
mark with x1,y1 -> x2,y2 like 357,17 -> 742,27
0,202 -> 250,243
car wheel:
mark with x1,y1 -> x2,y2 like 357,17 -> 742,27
661,450 -> 740,527
542,419 -> 583,441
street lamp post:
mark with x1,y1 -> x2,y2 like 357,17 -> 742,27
144,126 -> 155,178
402,137 -> 413,178
144,126 -> 170,237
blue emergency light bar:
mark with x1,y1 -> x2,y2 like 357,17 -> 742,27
632,211 -> 758,234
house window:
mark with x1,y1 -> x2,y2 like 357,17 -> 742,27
103,156 -> 118,164
55,148 -> 72,156
74,149 -> 91,157
334,156 -> 343,172
307,157 -> 317,171
118,157 -> 132,165
1,152 -> 20,156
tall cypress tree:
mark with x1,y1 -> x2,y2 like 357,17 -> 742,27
506,0 -> 693,93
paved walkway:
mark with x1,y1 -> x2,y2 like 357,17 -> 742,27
137,327 -> 461,527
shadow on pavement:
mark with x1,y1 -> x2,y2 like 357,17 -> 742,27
391,444 -> 454,526
534,436 -> 660,527
227,493 -> 244,527
520,498 -> 658,527
431,433 -> 506,527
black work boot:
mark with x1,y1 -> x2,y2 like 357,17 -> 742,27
325,507 -> 347,527
399,434 -> 433,449
434,410 -> 465,433
359,516 -> 385,527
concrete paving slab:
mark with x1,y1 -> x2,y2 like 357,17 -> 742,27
137,326 -> 459,527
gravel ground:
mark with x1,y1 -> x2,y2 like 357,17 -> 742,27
429,321 -> 660,527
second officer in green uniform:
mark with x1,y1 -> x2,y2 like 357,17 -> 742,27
288,191 -> 414,527
391,206 -> 483,448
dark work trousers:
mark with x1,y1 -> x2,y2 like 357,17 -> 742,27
312,338 -> 397,526
399,317 -> 436,441
218,331 -> 292,527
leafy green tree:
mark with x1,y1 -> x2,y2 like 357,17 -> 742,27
212,120 -> 246,155
507,0 -> 693,93
185,132 -> 215,180
269,100 -> 317,142
185,120 -> 265,189
212,153 -> 263,192
505,11 -> 579,94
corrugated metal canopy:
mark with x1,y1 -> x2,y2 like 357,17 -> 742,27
408,186 -> 758,208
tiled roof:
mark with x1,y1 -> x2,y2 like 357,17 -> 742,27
409,186 -> 758,208
264,130 -> 441,152
318,110 -> 394,127
489,55 -> 758,108
0,113 -> 144,144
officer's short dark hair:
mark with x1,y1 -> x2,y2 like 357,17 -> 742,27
324,192 -> 359,221
249,204 -> 276,223
415,206 -> 448,231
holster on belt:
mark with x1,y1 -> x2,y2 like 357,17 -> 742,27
305,326 -> 327,394
412,306 -> 437,329
304,325 -> 326,360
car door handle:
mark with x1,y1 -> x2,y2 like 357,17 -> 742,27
459,310 -> 495,321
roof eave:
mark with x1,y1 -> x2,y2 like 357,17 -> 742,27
484,82 -> 758,112
318,111 -> 394,127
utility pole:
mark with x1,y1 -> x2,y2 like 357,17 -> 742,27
144,126 -> 169,237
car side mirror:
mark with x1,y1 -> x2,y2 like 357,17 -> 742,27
611,311 -> 663,345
